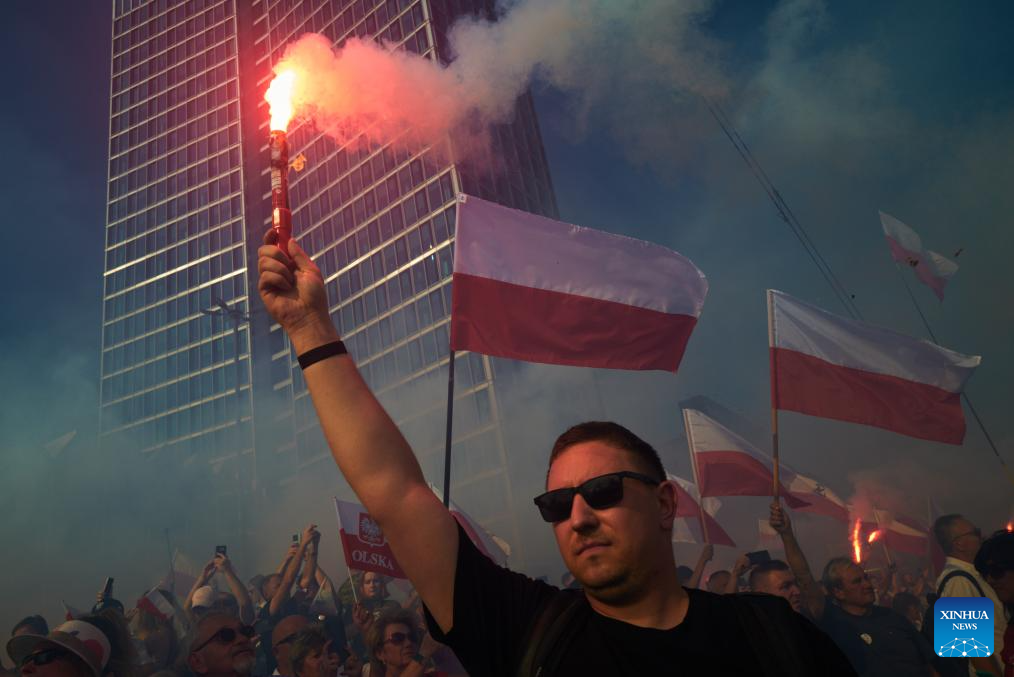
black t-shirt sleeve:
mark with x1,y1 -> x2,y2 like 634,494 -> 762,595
424,523 -> 557,677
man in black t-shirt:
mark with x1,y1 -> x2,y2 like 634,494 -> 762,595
256,233 -> 857,677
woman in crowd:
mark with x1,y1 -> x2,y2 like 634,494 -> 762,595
364,608 -> 441,677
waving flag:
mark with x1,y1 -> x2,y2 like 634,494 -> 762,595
450,195 -> 708,371
684,408 -> 809,508
334,498 -> 407,579
668,474 -> 735,547
880,212 -> 958,301
768,290 -> 980,444
874,510 -> 931,556
429,484 -> 510,567
785,472 -> 850,523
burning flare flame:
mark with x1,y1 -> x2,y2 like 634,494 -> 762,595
265,69 -> 297,132
1007,521 -> 1013,533
867,530 -> 883,544
852,519 -> 863,563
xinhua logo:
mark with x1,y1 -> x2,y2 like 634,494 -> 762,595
933,597 -> 994,658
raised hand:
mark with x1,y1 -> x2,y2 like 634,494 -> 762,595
769,501 -> 792,535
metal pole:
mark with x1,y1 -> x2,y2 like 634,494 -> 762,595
683,408 -> 710,544
767,290 -> 781,499
442,351 -> 456,507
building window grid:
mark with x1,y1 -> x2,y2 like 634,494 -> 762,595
104,207 -> 242,299
107,133 -> 239,226
101,324 -> 249,407
110,58 -> 237,147
102,245 -> 245,333
110,67 -> 238,161
112,4 -> 233,88
106,140 -> 241,235
112,0 -> 228,67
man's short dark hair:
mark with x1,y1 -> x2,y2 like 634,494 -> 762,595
934,514 -> 964,555
748,559 -> 791,590
548,421 -> 665,482
11,615 -> 48,637
975,529 -> 1014,579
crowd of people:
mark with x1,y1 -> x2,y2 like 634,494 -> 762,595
5,507 -> 1013,677
7,231 -> 1010,677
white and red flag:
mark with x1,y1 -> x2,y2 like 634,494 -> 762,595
880,212 -> 958,301
428,484 -> 510,567
873,510 -> 931,557
785,471 -> 850,523
668,474 -> 735,547
684,408 -> 810,508
756,520 -> 784,552
449,195 -> 708,371
334,498 -> 407,579
768,290 -> 980,444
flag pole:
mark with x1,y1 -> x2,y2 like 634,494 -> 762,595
890,263 -> 1014,488
767,291 -> 781,500
442,350 -> 456,507
333,497 -> 359,605
683,409 -> 710,544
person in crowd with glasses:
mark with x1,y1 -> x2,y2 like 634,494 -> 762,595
976,530 -> 1014,677
364,608 -> 441,677
934,514 -> 1005,676
6,611 -> 133,677
256,232 -> 855,676
183,613 -> 257,677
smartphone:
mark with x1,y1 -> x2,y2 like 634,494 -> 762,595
746,550 -> 771,566
215,545 -> 227,556
101,577 -> 114,598
292,533 -> 300,543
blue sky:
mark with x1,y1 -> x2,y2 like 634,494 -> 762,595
1,0 -> 1012,595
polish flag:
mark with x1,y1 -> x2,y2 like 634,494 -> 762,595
429,484 -> 510,567
334,498 -> 407,579
668,474 -> 735,547
768,290 -> 980,444
880,212 -> 958,301
450,195 -> 708,371
757,520 -> 784,552
785,471 -> 850,523
874,510 -> 931,557
684,408 -> 810,508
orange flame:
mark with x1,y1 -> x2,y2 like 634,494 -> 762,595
852,519 -> 863,563
1007,521 -> 1013,533
867,530 -> 883,544
265,69 -> 297,132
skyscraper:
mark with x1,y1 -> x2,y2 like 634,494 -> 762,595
101,0 -> 556,563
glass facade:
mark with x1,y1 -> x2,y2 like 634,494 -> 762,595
102,0 -> 253,464
102,0 -> 557,564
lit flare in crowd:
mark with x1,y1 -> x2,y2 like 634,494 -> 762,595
852,519 -> 863,563
867,530 -> 883,544
264,69 -> 298,254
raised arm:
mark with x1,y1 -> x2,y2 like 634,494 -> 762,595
769,501 -> 825,619
277,541 -> 299,574
687,543 -> 713,589
726,554 -> 749,594
215,553 -> 255,625
184,559 -> 217,613
270,525 -> 313,616
300,530 -> 321,592
257,233 -> 459,632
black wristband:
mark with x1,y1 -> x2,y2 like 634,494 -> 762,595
297,340 -> 348,370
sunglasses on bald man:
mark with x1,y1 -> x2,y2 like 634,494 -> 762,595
533,471 -> 661,523
192,624 -> 256,653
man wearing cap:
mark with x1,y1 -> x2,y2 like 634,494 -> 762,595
185,613 -> 257,677
6,619 -> 113,677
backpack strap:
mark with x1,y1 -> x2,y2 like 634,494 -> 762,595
937,570 -> 986,598
513,591 -> 590,677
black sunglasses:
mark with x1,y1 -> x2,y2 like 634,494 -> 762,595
533,471 -> 661,523
384,632 -> 413,646
192,624 -> 256,653
20,649 -> 70,669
